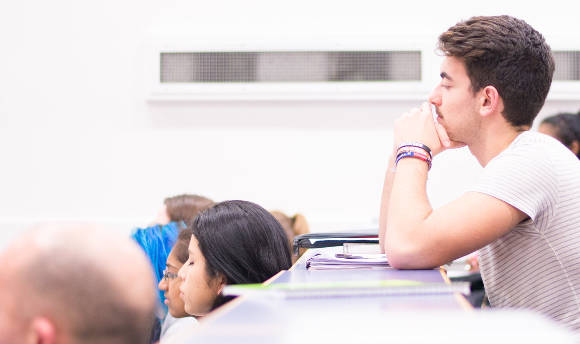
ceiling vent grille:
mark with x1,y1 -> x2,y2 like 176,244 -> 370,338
553,51 -> 580,81
160,51 -> 421,83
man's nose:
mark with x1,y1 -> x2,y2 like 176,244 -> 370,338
428,87 -> 441,106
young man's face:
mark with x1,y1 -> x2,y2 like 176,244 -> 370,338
429,56 -> 481,146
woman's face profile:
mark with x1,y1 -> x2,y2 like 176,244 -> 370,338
178,236 -> 224,316
158,250 -> 188,318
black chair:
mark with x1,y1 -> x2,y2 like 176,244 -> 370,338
292,231 -> 378,256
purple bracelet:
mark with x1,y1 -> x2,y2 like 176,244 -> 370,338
397,142 -> 432,160
395,151 -> 432,170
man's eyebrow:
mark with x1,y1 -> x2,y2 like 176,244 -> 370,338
440,72 -> 453,81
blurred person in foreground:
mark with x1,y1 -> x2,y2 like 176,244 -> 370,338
379,15 -> 579,333
0,224 -> 157,344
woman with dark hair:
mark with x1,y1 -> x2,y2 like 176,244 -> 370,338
132,193 -> 213,343
178,200 -> 292,316
157,228 -> 197,343
133,194 -> 214,309
539,111 -> 580,159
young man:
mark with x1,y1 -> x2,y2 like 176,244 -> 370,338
0,224 -> 158,344
379,15 -> 579,332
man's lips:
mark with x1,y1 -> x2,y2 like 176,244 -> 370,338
430,104 -> 442,119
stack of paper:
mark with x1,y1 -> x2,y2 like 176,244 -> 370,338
306,252 -> 390,270
343,242 -> 381,254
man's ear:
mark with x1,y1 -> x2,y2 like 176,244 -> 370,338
28,317 -> 56,344
479,85 -> 501,118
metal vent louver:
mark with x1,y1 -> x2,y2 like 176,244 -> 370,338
160,51 -> 421,83
553,51 -> 580,81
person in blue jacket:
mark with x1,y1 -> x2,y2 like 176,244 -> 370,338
131,194 -> 214,342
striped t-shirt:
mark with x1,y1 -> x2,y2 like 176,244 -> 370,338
470,131 -> 580,333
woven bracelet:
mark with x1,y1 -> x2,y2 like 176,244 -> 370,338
395,150 -> 432,170
397,142 -> 432,160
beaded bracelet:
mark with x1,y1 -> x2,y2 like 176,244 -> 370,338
397,142 -> 432,160
395,150 -> 432,170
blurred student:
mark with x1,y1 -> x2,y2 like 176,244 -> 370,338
131,194 -> 214,341
380,15 -> 580,333
155,194 -> 215,225
538,111 -> 580,159
132,194 -> 215,296
270,210 -> 310,262
178,200 -> 291,317
0,224 -> 157,344
158,228 -> 197,343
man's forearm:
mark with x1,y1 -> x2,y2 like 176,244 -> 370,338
385,158 -> 433,267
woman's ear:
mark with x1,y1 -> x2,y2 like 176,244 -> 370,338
216,274 -> 227,295
479,85 -> 501,118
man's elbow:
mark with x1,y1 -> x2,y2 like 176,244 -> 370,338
386,244 -> 420,269
385,236 -> 439,269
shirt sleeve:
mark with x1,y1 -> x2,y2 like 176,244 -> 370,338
468,146 -> 558,229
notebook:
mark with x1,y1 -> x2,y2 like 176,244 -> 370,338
223,280 -> 471,299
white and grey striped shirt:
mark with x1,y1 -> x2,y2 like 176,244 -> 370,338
470,131 -> 580,333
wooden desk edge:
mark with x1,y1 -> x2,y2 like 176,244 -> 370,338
440,266 -> 474,311
289,250 -> 311,271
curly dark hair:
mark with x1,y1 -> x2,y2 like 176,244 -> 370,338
438,15 -> 555,127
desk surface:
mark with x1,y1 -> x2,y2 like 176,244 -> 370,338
184,248 -> 577,343
184,248 -> 475,343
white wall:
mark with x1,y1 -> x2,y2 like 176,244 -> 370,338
1,0 -> 579,250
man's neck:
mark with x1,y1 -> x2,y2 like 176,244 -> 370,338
468,120 -> 527,167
